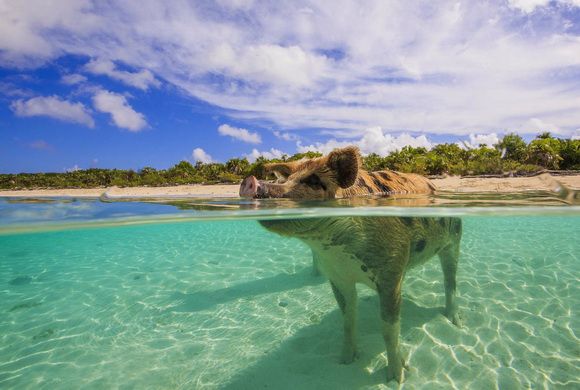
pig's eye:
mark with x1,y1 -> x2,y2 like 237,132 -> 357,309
301,174 -> 326,190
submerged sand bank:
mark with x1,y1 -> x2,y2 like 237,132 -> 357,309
0,174 -> 578,198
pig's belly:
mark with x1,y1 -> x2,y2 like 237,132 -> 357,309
312,246 -> 377,290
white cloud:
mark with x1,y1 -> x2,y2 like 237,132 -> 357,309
0,82 -> 32,98
1,2 -> 580,137
460,133 -> 500,149
192,148 -> 213,163
10,95 -> 94,127
218,124 -> 261,144
92,90 -> 147,132
85,59 -> 160,90
507,0 -> 580,13
298,127 -> 433,155
273,130 -> 299,141
65,164 -> 80,172
207,43 -> 329,88
245,148 -> 285,162
61,74 -> 87,85
215,0 -> 255,10
507,0 -> 551,13
517,118 -> 562,135
0,0 -> 101,66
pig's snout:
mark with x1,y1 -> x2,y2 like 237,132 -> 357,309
239,176 -> 261,197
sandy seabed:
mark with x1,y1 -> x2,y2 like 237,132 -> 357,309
0,174 -> 579,198
1,217 -> 578,389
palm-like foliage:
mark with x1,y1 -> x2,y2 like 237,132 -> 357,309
2,134 -> 579,190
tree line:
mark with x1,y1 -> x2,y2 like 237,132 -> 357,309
1,133 -> 578,190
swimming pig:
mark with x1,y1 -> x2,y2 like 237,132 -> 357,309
239,146 -> 435,199
240,147 -> 462,383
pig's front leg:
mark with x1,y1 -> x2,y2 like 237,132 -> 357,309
330,280 -> 358,364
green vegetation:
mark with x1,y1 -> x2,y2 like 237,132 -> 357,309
1,134 -> 579,190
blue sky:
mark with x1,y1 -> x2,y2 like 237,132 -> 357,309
1,0 -> 580,173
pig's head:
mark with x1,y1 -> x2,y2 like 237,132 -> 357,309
239,146 -> 361,199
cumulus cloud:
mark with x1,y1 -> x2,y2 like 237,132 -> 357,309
298,127 -> 433,155
192,148 -> 213,163
459,133 -> 500,149
85,59 -> 160,90
218,124 -> 261,144
92,90 -> 147,131
1,2 -> 580,136
10,95 -> 94,127
245,148 -> 285,162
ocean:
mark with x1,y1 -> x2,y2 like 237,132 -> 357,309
0,194 -> 578,389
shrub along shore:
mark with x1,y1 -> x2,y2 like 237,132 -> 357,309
2,133 -> 578,190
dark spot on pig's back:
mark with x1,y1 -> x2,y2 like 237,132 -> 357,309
377,171 -> 390,180
370,173 -> 391,193
357,177 -> 374,193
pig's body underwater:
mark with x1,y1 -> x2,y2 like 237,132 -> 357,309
240,147 -> 462,383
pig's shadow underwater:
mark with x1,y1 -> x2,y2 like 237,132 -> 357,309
168,266 -> 325,313
220,293 -> 442,389
169,265 -> 445,389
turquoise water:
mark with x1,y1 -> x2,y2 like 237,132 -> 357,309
0,197 -> 579,389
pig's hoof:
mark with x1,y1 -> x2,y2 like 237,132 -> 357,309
339,348 -> 358,364
447,311 -> 462,328
386,356 -> 408,383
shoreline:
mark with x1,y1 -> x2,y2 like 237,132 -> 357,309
0,174 -> 578,198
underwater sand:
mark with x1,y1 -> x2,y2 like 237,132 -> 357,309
0,211 -> 579,389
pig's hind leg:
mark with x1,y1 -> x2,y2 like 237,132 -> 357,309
375,253 -> 409,384
438,242 -> 461,327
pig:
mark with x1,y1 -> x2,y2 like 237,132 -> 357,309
239,146 -> 461,383
239,146 -> 436,199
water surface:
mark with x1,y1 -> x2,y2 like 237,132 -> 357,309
0,195 -> 578,389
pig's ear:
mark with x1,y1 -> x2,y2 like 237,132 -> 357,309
327,146 -> 360,188
264,163 -> 294,181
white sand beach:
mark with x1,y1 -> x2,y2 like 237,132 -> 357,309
0,174 -> 578,198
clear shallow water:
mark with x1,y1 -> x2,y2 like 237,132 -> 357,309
0,197 -> 579,389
